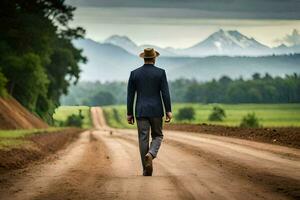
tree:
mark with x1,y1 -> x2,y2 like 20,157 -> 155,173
0,71 -> 7,97
87,91 -> 116,106
43,39 -> 86,121
219,76 -> 232,86
61,72 -> 300,107
0,0 -> 86,123
170,79 -> 196,102
1,53 -> 49,111
252,73 -> 261,80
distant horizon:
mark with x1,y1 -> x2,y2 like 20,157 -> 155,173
85,28 -> 300,50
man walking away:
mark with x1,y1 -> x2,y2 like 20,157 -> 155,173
127,48 -> 172,176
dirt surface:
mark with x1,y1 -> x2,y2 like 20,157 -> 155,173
0,107 -> 299,200
165,123 -> 300,149
0,97 -> 48,130
0,128 -> 82,170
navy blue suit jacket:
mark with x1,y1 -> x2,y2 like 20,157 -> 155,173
127,64 -> 172,118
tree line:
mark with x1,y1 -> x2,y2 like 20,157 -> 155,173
0,0 -> 86,123
182,73 -> 300,103
61,73 -> 300,106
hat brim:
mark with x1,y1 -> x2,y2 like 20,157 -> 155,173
139,51 -> 160,58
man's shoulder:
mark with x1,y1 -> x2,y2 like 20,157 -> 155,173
152,65 -> 165,72
131,65 -> 165,74
130,66 -> 143,74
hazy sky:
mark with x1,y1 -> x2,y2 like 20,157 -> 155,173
67,0 -> 300,48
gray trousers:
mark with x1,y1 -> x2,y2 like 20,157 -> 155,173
136,117 -> 163,172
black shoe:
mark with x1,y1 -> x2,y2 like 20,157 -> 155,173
143,170 -> 147,176
144,153 -> 153,176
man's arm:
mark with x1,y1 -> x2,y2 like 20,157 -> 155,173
161,70 -> 172,121
127,71 -> 135,124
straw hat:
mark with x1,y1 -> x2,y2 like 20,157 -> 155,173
139,48 -> 160,58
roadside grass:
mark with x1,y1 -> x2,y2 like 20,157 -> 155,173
102,106 -> 136,129
0,105 -> 92,150
102,103 -> 300,128
53,106 -> 92,128
0,127 -> 66,150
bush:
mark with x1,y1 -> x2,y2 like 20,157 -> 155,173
240,113 -> 260,128
176,107 -> 195,121
208,106 -> 226,121
65,114 -> 84,127
65,109 -> 84,127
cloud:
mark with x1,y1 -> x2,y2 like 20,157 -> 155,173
67,0 -> 300,19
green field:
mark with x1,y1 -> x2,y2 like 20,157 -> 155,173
0,127 -> 65,150
102,103 -> 300,128
53,106 -> 92,128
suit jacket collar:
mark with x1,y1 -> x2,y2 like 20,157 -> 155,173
143,64 -> 154,67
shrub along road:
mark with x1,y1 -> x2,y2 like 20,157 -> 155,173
0,107 -> 299,200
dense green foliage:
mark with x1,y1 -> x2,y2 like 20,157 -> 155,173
184,73 -> 300,103
61,81 -> 126,105
65,114 -> 84,127
62,73 -> 300,106
102,104 -> 300,128
208,106 -> 226,121
175,107 -> 195,121
0,0 -> 86,123
240,113 -> 260,128
0,71 -> 7,97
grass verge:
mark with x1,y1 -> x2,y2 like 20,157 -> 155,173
102,103 -> 300,128
53,106 -> 92,128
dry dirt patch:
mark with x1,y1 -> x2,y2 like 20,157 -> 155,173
0,128 -> 82,171
0,97 -> 48,130
165,123 -> 300,149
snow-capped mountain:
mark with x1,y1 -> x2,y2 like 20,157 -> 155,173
180,29 -> 271,56
102,30 -> 299,57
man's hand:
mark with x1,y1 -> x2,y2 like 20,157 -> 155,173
165,112 -> 172,123
127,115 -> 135,125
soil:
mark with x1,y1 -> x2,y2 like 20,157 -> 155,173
0,97 -> 48,130
165,123 -> 300,149
0,128 -> 82,171
0,107 -> 299,200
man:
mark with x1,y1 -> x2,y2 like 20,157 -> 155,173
127,48 -> 172,176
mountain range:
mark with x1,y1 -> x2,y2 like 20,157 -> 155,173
73,37 -> 300,82
104,35 -> 177,57
103,29 -> 300,57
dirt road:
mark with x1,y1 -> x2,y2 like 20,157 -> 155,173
0,107 -> 299,200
